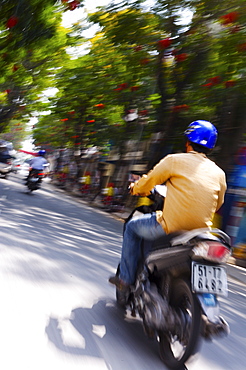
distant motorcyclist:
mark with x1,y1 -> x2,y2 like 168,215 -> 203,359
25,150 -> 48,184
109,120 -> 227,300
0,144 -> 14,164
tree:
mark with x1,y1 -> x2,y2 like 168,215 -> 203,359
0,0 -> 84,147
88,0 -> 246,172
22,0 -> 246,175
33,13 -> 159,154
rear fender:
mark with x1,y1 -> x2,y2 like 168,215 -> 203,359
197,293 -> 220,323
197,293 -> 230,339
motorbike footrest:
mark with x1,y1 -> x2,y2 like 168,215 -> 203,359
202,315 -> 230,340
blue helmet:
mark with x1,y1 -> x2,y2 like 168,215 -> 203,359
38,150 -> 46,156
184,120 -> 218,149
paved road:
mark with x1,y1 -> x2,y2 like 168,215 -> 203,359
0,173 -> 245,370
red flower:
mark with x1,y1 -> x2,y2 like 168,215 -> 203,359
60,118 -> 68,121
115,83 -> 128,90
237,43 -> 246,52
118,83 -> 128,89
130,86 -> 139,91
158,38 -> 172,50
134,45 -> 142,52
220,12 -> 239,25
6,16 -> 19,29
68,110 -> 75,114
87,119 -> 95,123
175,53 -> 188,62
140,58 -> 149,65
225,80 -> 236,88
209,76 -> 221,85
139,110 -> 148,116
12,64 -> 19,72
202,83 -> 213,88
5,89 -> 11,94
172,104 -> 189,112
68,0 -> 80,10
94,103 -> 105,109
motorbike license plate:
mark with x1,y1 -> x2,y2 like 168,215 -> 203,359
30,178 -> 39,182
192,262 -> 228,296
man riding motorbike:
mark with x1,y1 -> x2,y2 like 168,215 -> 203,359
109,120 -> 227,304
25,149 -> 48,184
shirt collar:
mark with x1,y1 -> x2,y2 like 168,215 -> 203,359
189,151 -> 207,158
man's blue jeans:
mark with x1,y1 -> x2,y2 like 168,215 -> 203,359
119,213 -> 166,285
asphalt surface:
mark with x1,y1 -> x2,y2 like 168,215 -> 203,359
0,173 -> 245,370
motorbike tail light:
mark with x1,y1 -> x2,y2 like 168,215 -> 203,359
193,241 -> 231,263
38,172 -> 44,176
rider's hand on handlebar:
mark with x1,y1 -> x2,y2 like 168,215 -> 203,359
129,182 -> 135,191
129,182 -> 140,195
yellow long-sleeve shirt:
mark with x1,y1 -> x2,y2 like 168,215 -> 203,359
131,151 -> 227,233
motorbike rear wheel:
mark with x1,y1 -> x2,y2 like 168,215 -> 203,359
158,279 -> 201,369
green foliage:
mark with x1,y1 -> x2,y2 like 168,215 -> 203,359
0,0 -> 84,144
0,0 -> 245,172
31,0 -> 246,172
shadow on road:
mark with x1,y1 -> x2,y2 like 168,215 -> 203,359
45,298 -> 164,370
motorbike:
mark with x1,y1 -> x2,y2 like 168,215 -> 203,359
26,169 -> 44,192
113,185 -> 232,370
0,160 -> 12,178
101,193 -> 125,213
0,140 -> 14,179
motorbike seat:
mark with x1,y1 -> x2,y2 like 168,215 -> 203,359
152,231 -> 183,250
